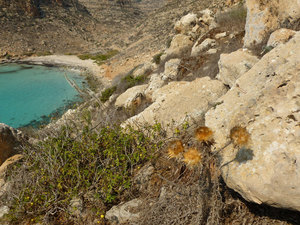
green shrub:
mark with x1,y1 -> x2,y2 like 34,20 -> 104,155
100,86 -> 117,102
78,54 -> 91,60
166,37 -> 172,48
261,45 -> 274,55
3,124 -> 164,223
36,51 -> 52,56
152,52 -> 163,65
5,54 -> 12,59
122,74 -> 147,89
228,4 -> 247,21
78,50 -> 119,65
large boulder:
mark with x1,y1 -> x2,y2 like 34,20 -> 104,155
161,34 -> 194,62
174,13 -> 198,34
216,49 -> 259,87
105,199 -> 143,224
115,85 -> 148,109
0,124 -> 22,165
205,32 -> 300,211
191,38 -> 217,57
0,206 -> 9,219
144,73 -> 165,101
0,154 -> 23,178
124,77 -> 227,132
244,0 -> 300,48
161,58 -> 181,81
199,9 -> 217,30
0,155 -> 23,200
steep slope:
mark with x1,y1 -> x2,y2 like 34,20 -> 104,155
0,0 -> 165,55
99,0 -> 231,80
0,0 -> 99,54
0,0 -> 228,56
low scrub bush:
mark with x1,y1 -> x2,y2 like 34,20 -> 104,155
152,52 -> 163,65
2,123 -> 164,223
122,74 -> 147,89
78,50 -> 119,65
100,86 -> 117,102
36,51 -> 52,56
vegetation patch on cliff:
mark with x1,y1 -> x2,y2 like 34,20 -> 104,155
78,50 -> 119,65
1,122 -> 164,224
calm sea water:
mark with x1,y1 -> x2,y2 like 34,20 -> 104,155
0,63 -> 85,128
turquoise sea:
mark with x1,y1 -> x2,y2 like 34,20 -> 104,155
0,63 -> 85,128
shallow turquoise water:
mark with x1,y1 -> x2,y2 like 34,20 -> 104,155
0,64 -> 85,128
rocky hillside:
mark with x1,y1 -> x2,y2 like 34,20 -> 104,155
0,0 -> 96,54
0,0 -> 166,55
0,0 -> 230,56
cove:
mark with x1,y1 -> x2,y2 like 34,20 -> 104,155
0,63 -> 85,128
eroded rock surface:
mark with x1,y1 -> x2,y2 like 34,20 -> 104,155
115,85 -> 148,109
174,13 -> 198,35
244,0 -> 300,48
267,28 -> 296,48
144,73 -> 165,101
105,198 -> 142,224
161,34 -> 194,62
162,58 -> 181,81
216,49 -> 259,87
125,77 -> 227,132
132,62 -> 156,78
0,124 -> 22,165
205,32 -> 300,211
191,38 -> 217,57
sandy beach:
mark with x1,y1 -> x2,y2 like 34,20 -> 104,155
20,55 -> 104,77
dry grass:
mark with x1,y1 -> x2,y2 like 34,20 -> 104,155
131,124 -> 300,225
182,148 -> 202,167
195,126 -> 214,143
167,140 -> 184,160
215,4 -> 247,33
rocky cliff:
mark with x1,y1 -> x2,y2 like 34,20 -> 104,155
104,0 -> 300,222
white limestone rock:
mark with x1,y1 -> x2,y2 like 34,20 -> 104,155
124,77 -> 227,134
216,49 -> 259,87
267,28 -> 296,48
205,32 -> 300,211
191,38 -> 216,57
244,0 -> 300,48
105,199 -> 143,224
174,13 -> 198,34
144,73 -> 165,101
161,58 -> 181,81
115,85 -> 147,109
161,34 -> 194,62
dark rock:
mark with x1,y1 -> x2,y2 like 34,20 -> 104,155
0,124 -> 23,165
